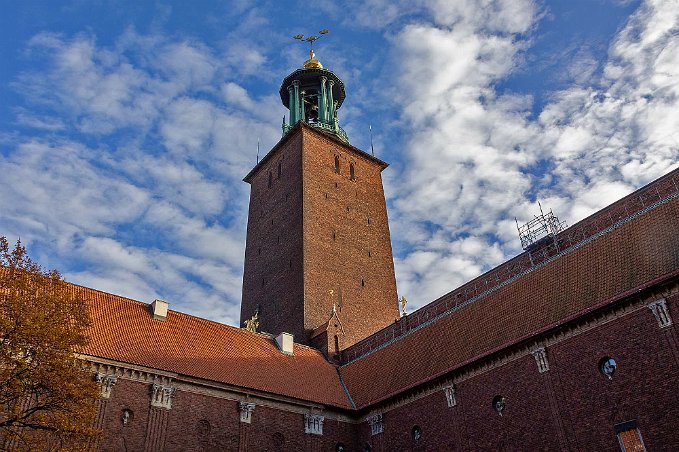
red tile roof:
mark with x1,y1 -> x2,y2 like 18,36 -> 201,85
339,168 -> 679,408
75,287 -> 352,408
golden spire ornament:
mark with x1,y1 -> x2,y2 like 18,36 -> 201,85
293,29 -> 330,69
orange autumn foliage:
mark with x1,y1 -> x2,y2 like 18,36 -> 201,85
0,237 -> 100,451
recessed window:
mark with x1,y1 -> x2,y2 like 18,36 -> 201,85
268,171 -> 272,188
335,182 -> 338,188
332,231 -> 336,241
336,443 -> 346,452
492,395 -> 505,416
367,217 -> 371,225
334,155 -> 340,173
121,409 -> 133,426
197,419 -> 210,435
615,421 -> 646,451
412,426 -> 422,444
277,236 -> 280,244
258,248 -> 261,255
350,163 -> 355,180
599,356 -> 617,380
347,206 -> 350,212
361,279 -> 365,287
368,249 -> 371,257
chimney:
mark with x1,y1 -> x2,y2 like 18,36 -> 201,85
275,332 -> 294,355
151,299 -> 168,321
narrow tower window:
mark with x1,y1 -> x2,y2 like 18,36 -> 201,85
350,163 -> 355,180
334,155 -> 340,173
268,171 -> 272,188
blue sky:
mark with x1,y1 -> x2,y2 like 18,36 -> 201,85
1,0 -> 678,326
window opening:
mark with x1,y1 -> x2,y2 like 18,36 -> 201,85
335,155 -> 340,173
615,421 -> 646,452
350,163 -> 355,180
268,171 -> 272,188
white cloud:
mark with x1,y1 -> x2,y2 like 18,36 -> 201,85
387,0 -> 679,311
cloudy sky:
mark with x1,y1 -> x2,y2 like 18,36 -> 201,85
1,0 -> 677,326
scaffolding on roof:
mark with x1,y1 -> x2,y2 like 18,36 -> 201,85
515,202 -> 567,251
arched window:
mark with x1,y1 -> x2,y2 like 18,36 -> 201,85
349,163 -> 355,180
334,155 -> 340,173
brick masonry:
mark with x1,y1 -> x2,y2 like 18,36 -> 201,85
241,123 -> 400,350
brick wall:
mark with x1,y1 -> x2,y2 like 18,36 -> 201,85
241,124 -> 400,348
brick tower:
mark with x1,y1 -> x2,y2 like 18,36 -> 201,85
240,49 -> 399,356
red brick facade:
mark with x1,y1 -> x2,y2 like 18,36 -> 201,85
5,132 -> 679,450
241,123 -> 400,350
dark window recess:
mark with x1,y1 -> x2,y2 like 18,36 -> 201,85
261,278 -> 266,287
271,219 -> 274,225
289,259 -> 292,268
350,163 -> 355,180
285,193 -> 289,202
335,155 -> 340,173
325,193 -> 328,199
277,236 -> 280,244
412,426 -> 422,444
332,231 -> 336,241
361,279 -> 365,287
368,250 -> 371,257
347,206 -> 350,212
335,182 -> 338,188
367,217 -> 371,225
258,248 -> 261,255
268,171 -> 272,188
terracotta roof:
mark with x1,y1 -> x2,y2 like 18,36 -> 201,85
339,169 -> 679,408
75,287 -> 352,409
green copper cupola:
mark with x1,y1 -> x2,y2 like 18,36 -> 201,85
280,50 -> 348,143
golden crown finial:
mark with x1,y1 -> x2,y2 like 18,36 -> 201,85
293,29 -> 330,69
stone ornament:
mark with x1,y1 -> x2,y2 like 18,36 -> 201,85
150,383 -> 176,409
367,413 -> 384,435
95,372 -> 118,399
304,413 -> 324,435
239,401 -> 255,423
648,299 -> 673,328
443,385 -> 457,407
531,347 -> 550,373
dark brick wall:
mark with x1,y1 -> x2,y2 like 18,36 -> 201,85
301,127 -> 400,349
241,125 -> 400,348
357,292 -> 679,451
241,132 -> 306,339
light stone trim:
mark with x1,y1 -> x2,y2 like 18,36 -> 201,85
367,413 -> 384,435
531,347 -> 550,373
304,413 -> 324,435
443,385 -> 457,407
648,298 -> 673,328
95,372 -> 118,399
151,383 -> 176,409
239,401 -> 255,423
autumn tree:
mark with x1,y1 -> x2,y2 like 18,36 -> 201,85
0,237 -> 100,450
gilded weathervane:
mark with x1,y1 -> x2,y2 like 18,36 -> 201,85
293,29 -> 330,69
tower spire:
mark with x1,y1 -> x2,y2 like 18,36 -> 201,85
283,29 -> 348,142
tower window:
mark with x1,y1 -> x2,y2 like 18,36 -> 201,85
277,236 -> 280,244
258,248 -> 261,255
361,279 -> 365,287
334,155 -> 340,173
268,171 -> 272,188
350,163 -> 355,180
368,249 -> 371,257
367,217 -> 371,225
332,231 -> 336,241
